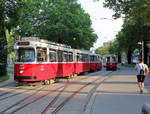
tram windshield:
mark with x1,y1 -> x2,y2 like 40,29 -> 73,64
112,57 -> 116,62
16,48 -> 35,62
106,57 -> 110,62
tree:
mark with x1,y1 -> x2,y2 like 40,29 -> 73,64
104,0 -> 150,26
0,0 -> 24,76
108,39 -> 122,63
115,19 -> 150,64
95,46 -> 109,56
14,0 -> 97,50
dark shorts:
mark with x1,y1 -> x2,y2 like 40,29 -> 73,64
137,75 -> 145,83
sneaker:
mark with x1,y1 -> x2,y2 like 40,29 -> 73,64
140,90 -> 143,94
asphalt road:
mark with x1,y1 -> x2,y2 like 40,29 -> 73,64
0,65 -> 150,114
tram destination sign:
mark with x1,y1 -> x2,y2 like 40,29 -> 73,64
18,42 -> 30,45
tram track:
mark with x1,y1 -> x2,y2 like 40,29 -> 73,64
0,81 -> 46,100
0,85 -> 46,114
0,71 -> 114,114
43,71 -> 113,114
0,75 -> 89,114
0,86 -> 43,102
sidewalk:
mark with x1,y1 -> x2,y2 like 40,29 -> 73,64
85,65 -> 150,114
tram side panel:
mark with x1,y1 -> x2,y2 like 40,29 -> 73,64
14,62 -> 101,82
35,63 -> 58,81
90,63 -> 96,71
111,62 -> 117,70
61,63 -> 74,77
74,63 -> 84,74
14,63 -> 57,82
106,62 -> 117,71
96,62 -> 102,70
83,62 -> 90,72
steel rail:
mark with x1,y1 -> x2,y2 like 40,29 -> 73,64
51,72 -> 113,114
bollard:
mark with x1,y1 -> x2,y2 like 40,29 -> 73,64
142,102 -> 150,114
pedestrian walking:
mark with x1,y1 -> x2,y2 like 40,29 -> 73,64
133,58 -> 149,94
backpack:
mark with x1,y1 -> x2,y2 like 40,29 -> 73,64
139,64 -> 145,75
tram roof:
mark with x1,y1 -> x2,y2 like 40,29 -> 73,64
103,54 -> 116,57
15,37 -> 101,56
15,37 -> 72,49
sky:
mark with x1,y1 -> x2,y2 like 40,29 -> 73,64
78,0 -> 123,50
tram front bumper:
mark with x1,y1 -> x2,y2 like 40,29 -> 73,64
14,76 -> 37,81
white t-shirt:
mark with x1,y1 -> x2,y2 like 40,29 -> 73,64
135,63 -> 148,75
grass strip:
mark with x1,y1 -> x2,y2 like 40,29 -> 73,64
0,75 -> 10,83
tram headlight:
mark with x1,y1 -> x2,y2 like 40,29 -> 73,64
20,70 -> 24,74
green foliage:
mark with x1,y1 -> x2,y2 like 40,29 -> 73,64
0,0 -> 26,76
14,0 -> 97,50
95,46 -> 109,56
116,19 -> 150,53
95,39 -> 120,56
0,75 -> 10,82
104,0 -> 150,26
108,39 -> 120,54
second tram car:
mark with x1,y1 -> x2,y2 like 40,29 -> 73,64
103,55 -> 117,71
14,37 -> 102,84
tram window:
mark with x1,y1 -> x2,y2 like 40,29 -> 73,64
77,54 -> 80,62
77,54 -> 82,62
37,48 -> 47,62
57,50 -> 63,62
68,52 -> 73,62
106,57 -> 110,62
82,54 -> 88,62
63,52 -> 69,62
95,56 -> 98,62
93,56 -> 96,62
85,54 -> 89,62
90,56 -> 94,62
98,56 -> 101,62
16,48 -> 35,62
90,56 -> 92,62
112,57 -> 116,62
81,54 -> 85,62
81,54 -> 84,62
49,50 -> 57,62
100,57 -> 102,61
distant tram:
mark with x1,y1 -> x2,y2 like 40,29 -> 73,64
14,37 -> 102,84
103,55 -> 117,71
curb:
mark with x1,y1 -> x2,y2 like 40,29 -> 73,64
142,102 -> 150,114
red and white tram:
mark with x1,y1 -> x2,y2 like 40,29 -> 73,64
14,37 -> 102,84
103,55 -> 117,71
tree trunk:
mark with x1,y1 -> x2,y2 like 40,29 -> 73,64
0,1 -> 7,76
117,53 -> 121,63
127,49 -> 131,64
0,31 -> 7,76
